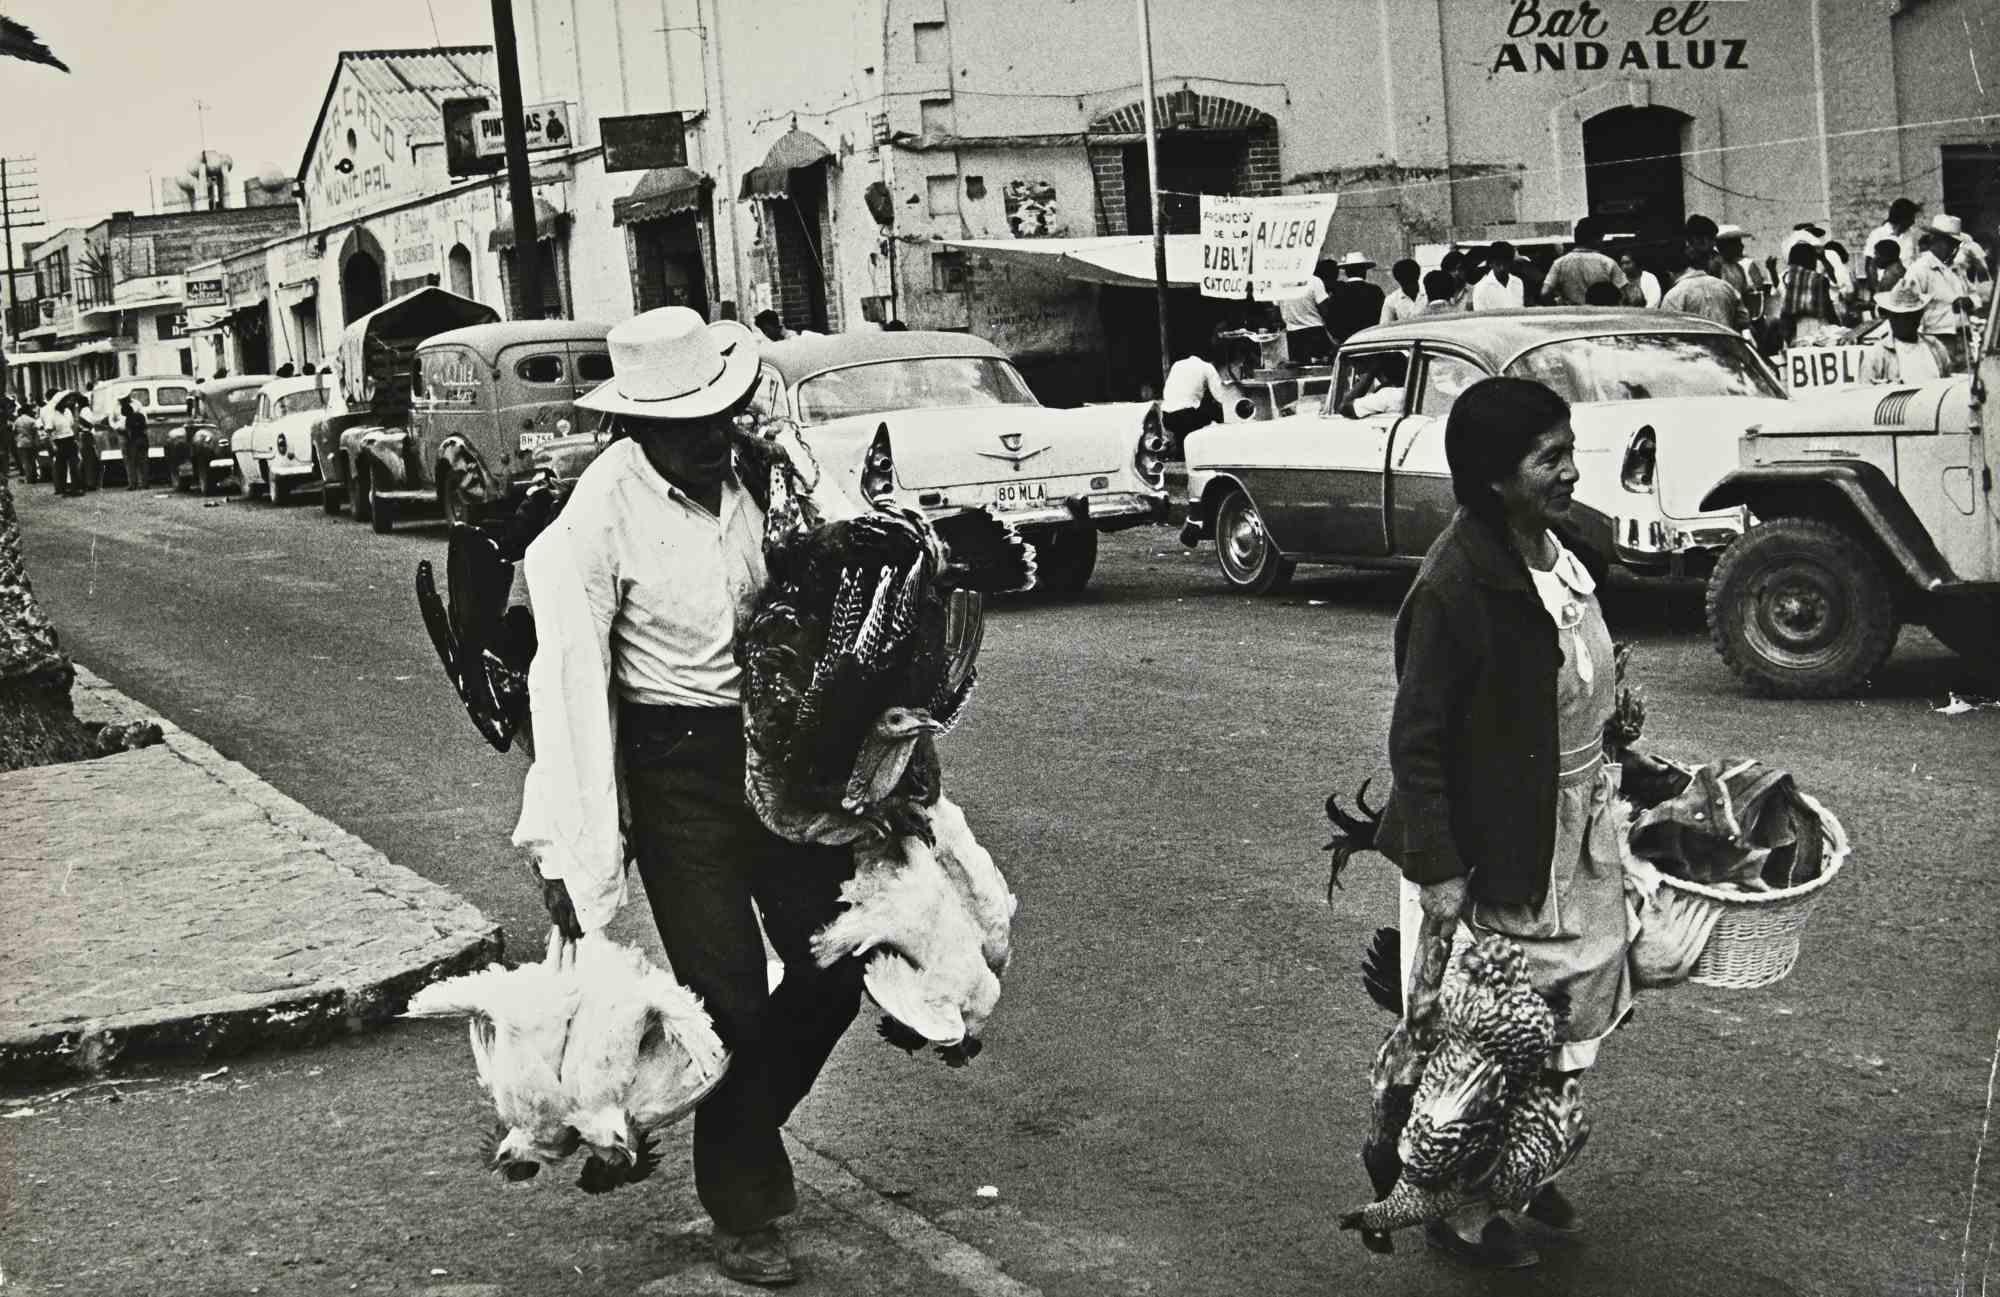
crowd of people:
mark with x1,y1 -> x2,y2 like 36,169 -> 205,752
0,385 -> 152,497
1277,197 -> 1994,378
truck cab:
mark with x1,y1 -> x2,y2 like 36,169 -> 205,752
1701,307 -> 1999,696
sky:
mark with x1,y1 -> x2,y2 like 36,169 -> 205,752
0,0 -> 492,266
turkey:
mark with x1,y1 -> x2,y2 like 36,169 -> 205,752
807,794 -> 1016,1063
402,929 -> 584,1182
557,933 -> 729,1194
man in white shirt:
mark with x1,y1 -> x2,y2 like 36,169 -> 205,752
1542,217 -> 1626,305
1470,241 -> 1525,310
1863,281 -> 1950,384
1864,198 -> 1923,293
1161,338 -> 1244,448
1380,258 -> 1425,324
1902,214 -> 1977,372
515,308 -> 857,1289
1281,261 -> 1334,364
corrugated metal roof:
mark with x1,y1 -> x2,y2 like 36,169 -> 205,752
297,47 -> 496,183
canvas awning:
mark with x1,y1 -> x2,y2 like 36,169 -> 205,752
613,166 -> 712,227
488,198 -> 571,251
80,295 -> 182,321
739,129 -> 834,201
8,338 -> 116,365
940,235 -> 1207,289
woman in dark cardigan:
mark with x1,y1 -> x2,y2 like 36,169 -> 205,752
1373,376 -> 1633,1269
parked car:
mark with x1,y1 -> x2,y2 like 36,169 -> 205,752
746,330 -> 1171,592
89,374 -> 196,486
309,286 -> 501,531
318,317 -> 610,528
1700,305 -> 2000,696
173,374 -> 271,494
233,373 -> 334,503
1180,308 -> 1790,593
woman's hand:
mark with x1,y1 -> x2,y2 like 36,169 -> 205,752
1419,876 -> 1469,922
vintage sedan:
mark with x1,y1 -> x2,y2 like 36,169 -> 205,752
89,374 -> 196,486
1180,309 -> 1790,592
232,373 -> 334,503
173,374 -> 271,494
748,331 -> 1171,592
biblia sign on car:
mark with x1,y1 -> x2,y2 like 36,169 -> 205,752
1493,1 -> 1749,74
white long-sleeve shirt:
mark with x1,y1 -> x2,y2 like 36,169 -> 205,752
511,437 -> 769,933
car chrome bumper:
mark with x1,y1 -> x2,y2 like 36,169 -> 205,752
269,462 -> 320,480
1613,514 -> 1743,577
968,491 -> 1167,532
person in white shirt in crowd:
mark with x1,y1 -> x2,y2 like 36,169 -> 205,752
1542,217 -> 1626,306
1280,260 -> 1336,365
1380,258 -> 1425,325
1863,280 -> 1951,385
1902,214 -> 1978,372
1863,197 -> 1923,295
1160,334 -> 1248,449
1470,241 -> 1525,311
1619,251 -> 1663,308
1711,225 -> 1770,322
1420,269 -> 1461,315
513,307 -> 862,1290
1954,234 -> 1993,314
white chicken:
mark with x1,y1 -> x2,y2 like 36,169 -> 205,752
808,794 -> 1017,1063
558,932 -> 730,1194
402,929 -> 585,1182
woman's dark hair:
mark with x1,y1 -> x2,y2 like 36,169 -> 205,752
1873,238 -> 1902,265
1445,376 -> 1571,527
1422,269 -> 1455,301
1787,241 -> 1822,272
1583,280 -> 1622,305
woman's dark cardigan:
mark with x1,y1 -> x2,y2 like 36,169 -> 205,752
1374,508 -> 1566,908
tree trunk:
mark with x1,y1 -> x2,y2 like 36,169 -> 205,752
0,473 -> 152,771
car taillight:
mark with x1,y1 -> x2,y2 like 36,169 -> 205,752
1620,424 -> 1656,492
1134,405 -> 1168,490
275,432 -> 288,456
862,429 -> 894,499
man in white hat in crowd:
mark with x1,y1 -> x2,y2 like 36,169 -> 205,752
1321,250 -> 1386,345
1863,280 -> 1951,385
1901,214 -> 1977,372
1711,224 -> 1771,322
514,306 -> 862,1288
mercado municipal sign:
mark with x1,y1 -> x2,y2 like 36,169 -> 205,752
1493,1 -> 1749,74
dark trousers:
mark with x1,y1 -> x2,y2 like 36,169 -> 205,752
621,701 -> 862,1235
122,441 -> 147,489
1161,397 -> 1221,458
50,438 -> 82,495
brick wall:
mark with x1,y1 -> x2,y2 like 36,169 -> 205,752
105,206 -> 301,282
1085,92 -> 1279,235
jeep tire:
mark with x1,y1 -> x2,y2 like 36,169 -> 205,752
1706,516 -> 1899,698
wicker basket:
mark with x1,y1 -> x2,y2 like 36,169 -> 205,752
1652,794 -> 1850,990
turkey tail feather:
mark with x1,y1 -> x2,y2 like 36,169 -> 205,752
929,509 -> 1037,594
1324,777 -> 1384,900
1361,925 -> 1402,1016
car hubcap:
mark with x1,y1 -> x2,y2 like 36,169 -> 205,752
1750,564 -> 1845,664
1220,498 -> 1268,580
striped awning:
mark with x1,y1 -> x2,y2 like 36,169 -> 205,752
613,166 -> 712,226
489,198 -> 570,251
739,129 -> 833,201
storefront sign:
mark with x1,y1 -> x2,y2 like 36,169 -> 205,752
1492,2 -> 1748,74
1779,345 -> 1873,391
185,278 -> 226,307
602,112 -> 688,173
1199,195 -> 1252,300
385,208 -> 436,282
1200,194 -> 1337,302
473,102 -> 573,158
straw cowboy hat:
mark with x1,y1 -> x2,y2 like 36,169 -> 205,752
1337,250 -> 1376,270
1875,280 -> 1929,315
1928,213 -> 1964,238
1715,223 -> 1752,242
576,307 -> 760,421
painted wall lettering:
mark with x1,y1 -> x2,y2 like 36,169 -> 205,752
1493,1 -> 1746,73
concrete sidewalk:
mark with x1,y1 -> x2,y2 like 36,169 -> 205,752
0,665 -> 502,1080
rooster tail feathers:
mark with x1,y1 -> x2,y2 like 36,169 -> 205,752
1360,925 -> 1403,1015
1323,778 -> 1385,899
929,509 -> 1038,594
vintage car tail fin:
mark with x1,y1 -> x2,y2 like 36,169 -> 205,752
1135,403 -> 1169,491
863,425 -> 896,499
1620,424 -> 1657,493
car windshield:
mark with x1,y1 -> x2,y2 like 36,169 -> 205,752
793,356 -> 1038,424
1505,333 -> 1785,402
275,388 -> 329,418
210,388 -> 261,432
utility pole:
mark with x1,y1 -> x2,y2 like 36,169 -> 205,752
1,157 -> 47,359
490,0 -> 544,319
1135,0 -> 1171,391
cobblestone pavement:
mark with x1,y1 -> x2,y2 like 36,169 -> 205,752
0,667 -> 500,1079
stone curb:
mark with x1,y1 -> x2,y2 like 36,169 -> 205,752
0,666 -> 503,1082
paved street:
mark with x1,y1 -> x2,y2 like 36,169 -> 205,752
6,481 -> 1999,1296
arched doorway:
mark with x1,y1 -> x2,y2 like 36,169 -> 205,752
447,244 -> 474,299
338,228 -> 388,325
1087,90 -> 1281,236
1583,106 -> 1691,243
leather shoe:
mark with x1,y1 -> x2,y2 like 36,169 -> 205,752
714,1225 -> 797,1288
1425,1218 -> 1541,1269
1524,1183 -> 1580,1233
